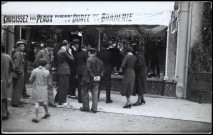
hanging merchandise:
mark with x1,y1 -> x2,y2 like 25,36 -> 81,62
136,25 -> 167,34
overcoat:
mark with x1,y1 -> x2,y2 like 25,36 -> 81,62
1,53 -> 15,99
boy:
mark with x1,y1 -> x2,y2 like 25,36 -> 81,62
29,58 -> 51,123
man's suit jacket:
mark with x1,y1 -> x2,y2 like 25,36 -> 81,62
11,49 -> 25,78
82,56 -> 104,84
75,50 -> 88,75
57,47 -> 74,75
34,49 -> 53,71
97,49 -> 113,75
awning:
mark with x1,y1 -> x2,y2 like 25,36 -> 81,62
2,2 -> 174,26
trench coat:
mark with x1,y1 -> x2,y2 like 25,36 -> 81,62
120,54 -> 137,97
1,53 -> 15,99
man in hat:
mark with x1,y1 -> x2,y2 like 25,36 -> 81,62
67,38 -> 80,99
97,41 -> 113,103
11,40 -> 26,107
54,40 -> 74,105
34,39 -> 57,107
80,48 -> 104,113
75,44 -> 88,103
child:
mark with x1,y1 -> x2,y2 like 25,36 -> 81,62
29,58 -> 51,123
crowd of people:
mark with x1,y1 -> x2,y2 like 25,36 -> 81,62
1,38 -> 147,123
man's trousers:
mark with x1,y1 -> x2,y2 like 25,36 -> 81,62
54,74 -> 69,104
81,82 -> 99,111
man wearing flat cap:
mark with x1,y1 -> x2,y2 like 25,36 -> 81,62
54,40 -> 74,105
11,40 -> 26,107
80,48 -> 104,113
34,39 -> 56,107
67,38 -> 80,99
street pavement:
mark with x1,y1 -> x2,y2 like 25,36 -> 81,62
24,84 -> 212,123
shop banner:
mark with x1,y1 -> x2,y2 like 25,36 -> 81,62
2,11 -> 171,26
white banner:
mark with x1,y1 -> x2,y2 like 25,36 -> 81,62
2,11 -> 171,26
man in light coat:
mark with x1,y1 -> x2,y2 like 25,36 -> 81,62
1,43 -> 15,120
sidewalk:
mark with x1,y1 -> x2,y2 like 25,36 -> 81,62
25,84 -> 212,123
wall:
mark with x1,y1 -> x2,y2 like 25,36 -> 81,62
188,2 -> 204,68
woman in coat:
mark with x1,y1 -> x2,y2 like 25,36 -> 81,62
120,46 -> 137,108
133,47 -> 147,106
1,43 -> 15,120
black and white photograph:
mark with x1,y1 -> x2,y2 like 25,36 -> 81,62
1,1 -> 212,134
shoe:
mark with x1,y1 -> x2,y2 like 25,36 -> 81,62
106,99 -> 113,103
80,107 -> 90,112
32,118 -> 39,123
42,113 -> 51,119
141,100 -> 146,104
68,95 -> 77,99
2,115 -> 9,120
78,101 -> 82,103
23,94 -> 30,98
132,102 -> 142,106
123,104 -> 131,109
91,108 -> 97,113
48,103 -> 56,107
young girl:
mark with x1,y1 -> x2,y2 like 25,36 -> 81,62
29,58 -> 51,123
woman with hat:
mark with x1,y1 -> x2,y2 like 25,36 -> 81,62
119,46 -> 137,108
132,46 -> 147,106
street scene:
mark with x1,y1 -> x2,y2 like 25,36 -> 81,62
1,1 -> 212,134
2,84 -> 212,133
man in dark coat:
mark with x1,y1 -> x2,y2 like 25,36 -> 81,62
11,41 -> 26,107
75,44 -> 88,103
97,42 -> 113,103
68,39 -> 80,99
34,39 -> 57,107
80,48 -> 104,113
54,40 -> 74,105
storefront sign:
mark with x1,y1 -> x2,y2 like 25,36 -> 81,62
2,11 -> 171,25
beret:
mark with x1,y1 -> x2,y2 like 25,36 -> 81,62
62,40 -> 68,45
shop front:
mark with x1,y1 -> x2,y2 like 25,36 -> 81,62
2,2 -> 177,97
